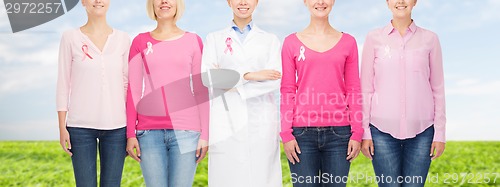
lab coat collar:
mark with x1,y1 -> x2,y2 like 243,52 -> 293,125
225,22 -> 264,44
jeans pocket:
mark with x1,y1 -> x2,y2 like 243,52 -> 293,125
181,130 -> 201,134
292,128 -> 307,137
330,127 -> 352,138
136,130 -> 149,138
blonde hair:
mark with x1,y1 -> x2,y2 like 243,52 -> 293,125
146,0 -> 185,21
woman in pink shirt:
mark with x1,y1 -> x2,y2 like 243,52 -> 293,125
56,0 -> 130,186
125,0 -> 209,186
360,0 -> 446,186
280,0 -> 363,186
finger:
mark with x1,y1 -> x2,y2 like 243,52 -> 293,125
351,152 -> 360,162
295,144 -> 302,154
291,152 -> 300,164
347,143 -> 356,160
285,152 -> 295,165
136,145 -> 141,159
436,149 -> 444,158
347,143 -> 352,156
64,146 -> 72,156
195,147 -> 203,163
67,139 -> 72,150
196,147 -> 208,163
346,150 -> 355,161
432,149 -> 444,160
63,139 -> 72,156
430,144 -> 435,156
128,150 -> 141,162
361,149 -> 371,160
128,145 -> 141,162
196,144 -> 201,157
370,144 -> 374,155
200,147 -> 208,160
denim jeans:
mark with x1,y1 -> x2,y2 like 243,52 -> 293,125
136,129 -> 200,187
289,126 -> 352,187
370,124 -> 434,187
67,127 -> 127,187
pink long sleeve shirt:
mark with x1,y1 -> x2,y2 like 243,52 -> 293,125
126,32 -> 209,140
280,33 -> 363,143
56,28 -> 129,130
361,22 -> 446,142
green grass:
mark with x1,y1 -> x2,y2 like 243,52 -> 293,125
0,142 -> 499,187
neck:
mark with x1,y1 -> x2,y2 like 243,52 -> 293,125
305,16 -> 334,34
154,19 -> 178,33
83,15 -> 110,33
391,17 -> 412,35
233,16 -> 252,31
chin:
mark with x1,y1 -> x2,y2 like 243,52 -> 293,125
312,14 -> 329,19
235,14 -> 252,20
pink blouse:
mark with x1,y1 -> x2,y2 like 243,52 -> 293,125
56,28 -> 130,130
361,21 -> 446,142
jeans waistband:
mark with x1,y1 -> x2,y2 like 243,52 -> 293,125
293,125 -> 351,131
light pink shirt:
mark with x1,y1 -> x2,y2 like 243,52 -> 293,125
56,28 -> 130,130
280,33 -> 363,143
361,22 -> 446,142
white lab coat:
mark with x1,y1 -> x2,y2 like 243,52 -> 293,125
202,24 -> 283,187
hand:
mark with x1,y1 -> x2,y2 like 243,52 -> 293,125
195,139 -> 209,163
59,128 -> 72,156
361,139 -> 374,160
283,140 -> 301,165
244,70 -> 281,81
430,141 -> 445,160
346,140 -> 361,162
126,138 -> 141,162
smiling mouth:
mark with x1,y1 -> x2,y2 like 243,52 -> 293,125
315,7 -> 327,11
238,8 -> 249,11
160,6 -> 171,10
396,5 -> 407,10
92,5 -> 104,8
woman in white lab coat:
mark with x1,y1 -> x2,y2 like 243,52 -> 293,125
201,0 -> 283,186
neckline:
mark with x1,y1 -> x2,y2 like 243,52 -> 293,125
293,32 -> 344,54
148,31 -> 187,42
78,28 -> 114,54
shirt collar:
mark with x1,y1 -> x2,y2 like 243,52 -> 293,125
231,20 -> 253,34
384,20 -> 418,35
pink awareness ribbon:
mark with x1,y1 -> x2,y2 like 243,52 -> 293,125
224,37 -> 233,55
82,44 -> 93,61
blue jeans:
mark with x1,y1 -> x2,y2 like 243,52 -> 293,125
136,129 -> 200,187
67,127 -> 127,187
370,124 -> 434,187
289,126 -> 352,187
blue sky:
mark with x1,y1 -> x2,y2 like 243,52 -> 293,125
0,0 -> 499,140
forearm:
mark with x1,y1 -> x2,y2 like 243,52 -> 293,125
57,111 -> 67,130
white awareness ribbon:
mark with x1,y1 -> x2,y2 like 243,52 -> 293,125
298,46 -> 306,61
146,42 -> 153,55
384,45 -> 392,59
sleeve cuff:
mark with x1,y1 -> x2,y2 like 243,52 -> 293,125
433,130 -> 446,143
57,107 -> 68,111
236,69 -> 249,86
362,128 -> 372,140
280,131 -> 295,143
127,132 -> 136,139
350,131 -> 363,142
200,132 -> 209,141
